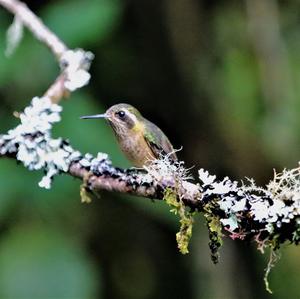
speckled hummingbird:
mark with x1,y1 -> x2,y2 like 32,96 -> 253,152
80,103 -> 177,167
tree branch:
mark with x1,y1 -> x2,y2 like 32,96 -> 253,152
1,0 -> 94,104
0,0 -> 67,57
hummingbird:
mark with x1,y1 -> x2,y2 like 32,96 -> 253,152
80,103 -> 177,167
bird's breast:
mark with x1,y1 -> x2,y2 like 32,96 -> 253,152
117,133 -> 155,167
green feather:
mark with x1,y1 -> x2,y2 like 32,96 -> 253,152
143,118 -> 177,161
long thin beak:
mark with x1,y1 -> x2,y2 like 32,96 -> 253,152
80,113 -> 108,120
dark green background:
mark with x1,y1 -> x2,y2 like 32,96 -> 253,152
0,0 -> 300,298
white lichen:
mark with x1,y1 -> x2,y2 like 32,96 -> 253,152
0,96 -> 81,188
145,150 -> 192,187
199,165 -> 300,233
220,215 -> 238,231
60,49 -> 94,91
267,166 -> 300,198
198,168 -> 216,186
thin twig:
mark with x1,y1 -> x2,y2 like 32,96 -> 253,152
0,0 -> 67,57
1,0 -> 93,104
44,73 -> 69,103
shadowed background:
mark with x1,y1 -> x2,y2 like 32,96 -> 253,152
1,0 -> 300,298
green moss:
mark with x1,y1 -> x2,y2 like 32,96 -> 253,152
164,188 -> 194,254
203,201 -> 224,264
164,188 -> 181,214
176,213 -> 194,254
80,184 -> 93,203
80,172 -> 93,204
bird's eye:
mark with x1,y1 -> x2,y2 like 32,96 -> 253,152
116,110 -> 126,118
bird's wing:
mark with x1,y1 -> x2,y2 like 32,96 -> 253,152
143,118 -> 177,161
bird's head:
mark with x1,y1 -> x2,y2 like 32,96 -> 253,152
81,103 -> 144,137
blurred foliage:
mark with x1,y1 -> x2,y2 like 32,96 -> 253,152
0,225 -> 97,298
1,0 -> 300,298
43,0 -> 122,47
